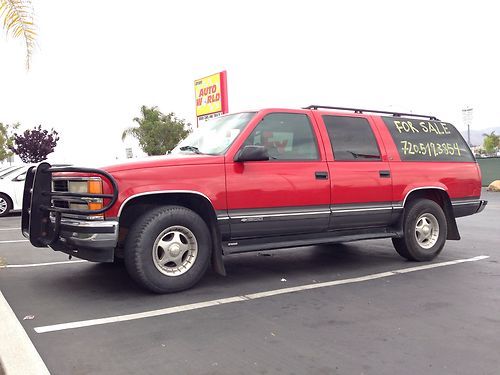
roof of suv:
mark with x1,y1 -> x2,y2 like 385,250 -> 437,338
303,105 -> 439,121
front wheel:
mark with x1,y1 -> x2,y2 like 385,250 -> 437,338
392,199 -> 447,261
0,194 -> 12,218
124,206 -> 212,293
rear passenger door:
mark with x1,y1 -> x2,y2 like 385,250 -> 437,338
225,112 -> 331,239
315,114 -> 393,230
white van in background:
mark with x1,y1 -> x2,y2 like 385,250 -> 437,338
0,165 -> 33,217
0,164 -> 72,217
0,165 -> 24,178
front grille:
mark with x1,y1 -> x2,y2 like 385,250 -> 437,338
53,200 -> 69,209
53,179 -> 68,192
52,179 -> 69,209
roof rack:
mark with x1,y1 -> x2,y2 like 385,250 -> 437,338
303,105 -> 439,121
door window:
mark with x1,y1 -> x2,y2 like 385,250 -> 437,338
323,116 -> 381,161
244,113 -> 319,160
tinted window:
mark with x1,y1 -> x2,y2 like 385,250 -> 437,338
382,117 -> 475,162
244,113 -> 319,160
323,116 -> 381,161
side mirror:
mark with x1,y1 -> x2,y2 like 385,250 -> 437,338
13,175 -> 26,182
234,145 -> 269,162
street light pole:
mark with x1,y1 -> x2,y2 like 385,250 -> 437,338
462,107 -> 473,146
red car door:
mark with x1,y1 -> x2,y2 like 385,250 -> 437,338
224,110 -> 331,240
313,112 -> 394,230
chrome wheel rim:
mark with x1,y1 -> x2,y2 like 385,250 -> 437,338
0,197 -> 7,215
152,226 -> 198,276
415,213 -> 439,249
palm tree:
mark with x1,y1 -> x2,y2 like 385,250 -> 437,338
482,131 -> 500,155
0,0 -> 36,69
122,106 -> 191,156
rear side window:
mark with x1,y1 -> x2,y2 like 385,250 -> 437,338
244,113 -> 319,160
322,116 -> 381,161
382,117 -> 475,162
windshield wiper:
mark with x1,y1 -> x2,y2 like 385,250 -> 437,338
179,145 -> 202,154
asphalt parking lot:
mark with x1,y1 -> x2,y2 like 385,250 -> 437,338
1,190 -> 499,375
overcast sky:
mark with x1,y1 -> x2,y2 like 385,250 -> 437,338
1,0 -> 498,164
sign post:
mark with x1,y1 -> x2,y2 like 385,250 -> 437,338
462,107 -> 473,146
194,71 -> 228,126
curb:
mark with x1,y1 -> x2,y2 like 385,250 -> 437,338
0,291 -> 50,375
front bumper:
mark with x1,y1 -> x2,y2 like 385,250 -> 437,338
49,218 -> 119,262
21,162 -> 119,262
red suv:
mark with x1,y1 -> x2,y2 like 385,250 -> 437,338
22,106 -> 487,293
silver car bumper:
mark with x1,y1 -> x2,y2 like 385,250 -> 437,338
49,217 -> 119,262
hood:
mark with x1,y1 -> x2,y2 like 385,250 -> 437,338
101,153 -> 225,173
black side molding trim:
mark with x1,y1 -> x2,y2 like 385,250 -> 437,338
223,228 -> 398,254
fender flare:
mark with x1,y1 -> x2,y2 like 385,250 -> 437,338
118,190 -> 226,276
398,186 -> 460,240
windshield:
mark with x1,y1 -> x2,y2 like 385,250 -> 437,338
0,166 -> 24,178
171,112 -> 256,155
0,167 -> 15,175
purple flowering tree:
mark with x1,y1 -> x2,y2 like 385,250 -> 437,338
9,125 -> 60,163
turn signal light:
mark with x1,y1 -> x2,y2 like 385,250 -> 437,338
88,179 -> 103,212
88,179 -> 103,194
88,202 -> 103,211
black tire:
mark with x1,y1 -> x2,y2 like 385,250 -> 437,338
0,194 -> 12,218
392,199 -> 447,261
124,205 -> 211,293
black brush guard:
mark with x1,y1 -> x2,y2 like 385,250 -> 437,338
22,162 -> 118,247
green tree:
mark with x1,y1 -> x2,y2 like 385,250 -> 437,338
0,0 -> 36,69
482,131 -> 500,155
122,106 -> 191,156
0,122 -> 18,162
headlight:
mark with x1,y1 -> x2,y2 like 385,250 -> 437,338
67,179 -> 103,194
67,178 -> 104,213
68,181 -> 88,193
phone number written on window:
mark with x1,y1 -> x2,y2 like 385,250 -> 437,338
400,141 -> 462,157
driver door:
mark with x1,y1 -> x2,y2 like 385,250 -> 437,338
225,112 -> 331,239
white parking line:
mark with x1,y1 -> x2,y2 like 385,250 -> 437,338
0,227 -> 21,231
1,260 -> 87,269
34,255 -> 489,334
0,240 -> 29,244
0,291 -> 50,375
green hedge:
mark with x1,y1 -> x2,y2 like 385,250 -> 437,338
477,157 -> 500,186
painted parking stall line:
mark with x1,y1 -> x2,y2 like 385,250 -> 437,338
0,291 -> 50,375
1,260 -> 87,269
0,239 -> 29,244
0,227 -> 21,231
34,255 -> 489,334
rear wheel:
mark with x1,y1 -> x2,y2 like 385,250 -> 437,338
124,206 -> 211,293
392,199 -> 447,261
0,194 -> 12,217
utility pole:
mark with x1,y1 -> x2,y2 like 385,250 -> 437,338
462,107 -> 473,146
